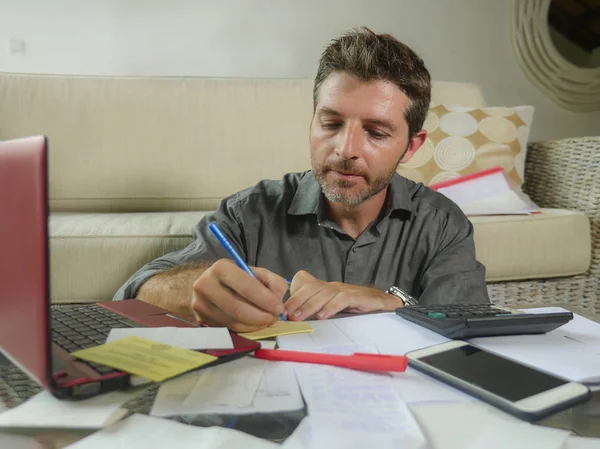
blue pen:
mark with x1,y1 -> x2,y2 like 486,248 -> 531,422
209,222 -> 288,322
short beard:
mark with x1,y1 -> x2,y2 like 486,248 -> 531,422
312,159 -> 397,206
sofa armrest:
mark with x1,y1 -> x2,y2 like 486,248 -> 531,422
523,136 -> 599,289
523,137 -> 599,217
487,137 -> 598,314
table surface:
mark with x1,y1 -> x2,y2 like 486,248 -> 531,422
509,304 -> 600,439
1,303 -> 599,448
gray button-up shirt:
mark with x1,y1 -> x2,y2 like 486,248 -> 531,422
114,171 -> 489,305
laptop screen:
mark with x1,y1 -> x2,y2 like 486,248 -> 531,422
0,136 -> 52,388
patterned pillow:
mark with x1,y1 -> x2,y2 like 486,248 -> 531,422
397,105 -> 535,186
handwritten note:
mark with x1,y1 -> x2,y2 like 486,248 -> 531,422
292,362 -> 421,448
239,321 -> 313,340
72,336 -> 218,382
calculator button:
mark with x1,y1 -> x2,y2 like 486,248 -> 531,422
428,312 -> 447,319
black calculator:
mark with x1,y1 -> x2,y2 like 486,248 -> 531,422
395,304 -> 573,339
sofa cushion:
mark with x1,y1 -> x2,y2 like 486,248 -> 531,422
470,209 -> 591,282
0,74 -> 485,214
396,105 -> 534,187
49,212 -> 208,303
49,208 -> 591,304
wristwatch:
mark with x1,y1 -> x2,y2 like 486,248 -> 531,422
386,286 -> 418,307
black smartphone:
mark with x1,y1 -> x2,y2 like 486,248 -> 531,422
407,340 -> 591,421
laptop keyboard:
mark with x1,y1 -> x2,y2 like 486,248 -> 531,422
51,305 -> 134,374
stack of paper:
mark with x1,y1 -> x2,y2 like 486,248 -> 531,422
429,167 -> 539,216
470,307 -> 600,384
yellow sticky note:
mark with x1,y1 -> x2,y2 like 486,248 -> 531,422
239,321 -> 314,340
72,335 -> 218,382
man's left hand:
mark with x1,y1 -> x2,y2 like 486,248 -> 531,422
284,270 -> 404,321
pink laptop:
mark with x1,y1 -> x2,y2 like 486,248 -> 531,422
0,136 -> 259,399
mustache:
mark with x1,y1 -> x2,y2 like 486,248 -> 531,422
325,159 -> 366,176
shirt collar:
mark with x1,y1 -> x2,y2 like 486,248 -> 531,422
288,171 -> 415,217
288,171 -> 322,216
388,173 -> 415,216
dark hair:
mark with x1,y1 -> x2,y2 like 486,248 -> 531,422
313,27 -> 431,139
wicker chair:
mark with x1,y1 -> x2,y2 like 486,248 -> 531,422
488,137 -> 600,315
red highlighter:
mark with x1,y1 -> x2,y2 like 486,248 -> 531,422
254,348 -> 408,373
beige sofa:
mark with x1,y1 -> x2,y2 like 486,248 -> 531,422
0,74 -> 597,312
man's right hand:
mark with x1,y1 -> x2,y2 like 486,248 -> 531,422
190,259 -> 289,333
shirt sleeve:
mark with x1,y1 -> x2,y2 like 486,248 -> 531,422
417,208 -> 489,305
112,193 -> 247,300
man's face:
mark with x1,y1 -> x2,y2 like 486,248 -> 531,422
310,72 -> 417,207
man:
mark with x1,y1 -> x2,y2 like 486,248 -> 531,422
114,27 -> 489,332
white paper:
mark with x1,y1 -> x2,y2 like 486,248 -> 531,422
435,169 -> 539,216
276,319 -> 355,350
519,308 -> 600,348
281,415 -> 428,449
464,419 -> 569,449
337,313 -> 449,355
470,309 -> 600,383
151,361 -> 304,417
277,312 -> 449,355
460,190 -> 539,215
0,433 -> 44,449
292,363 -> 425,449
106,327 -> 233,350
437,169 -> 510,205
0,390 -> 139,429
409,401 -> 570,449
288,342 -> 379,356
258,340 -> 277,350
183,357 -> 266,407
64,413 -> 278,449
564,436 -> 600,449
